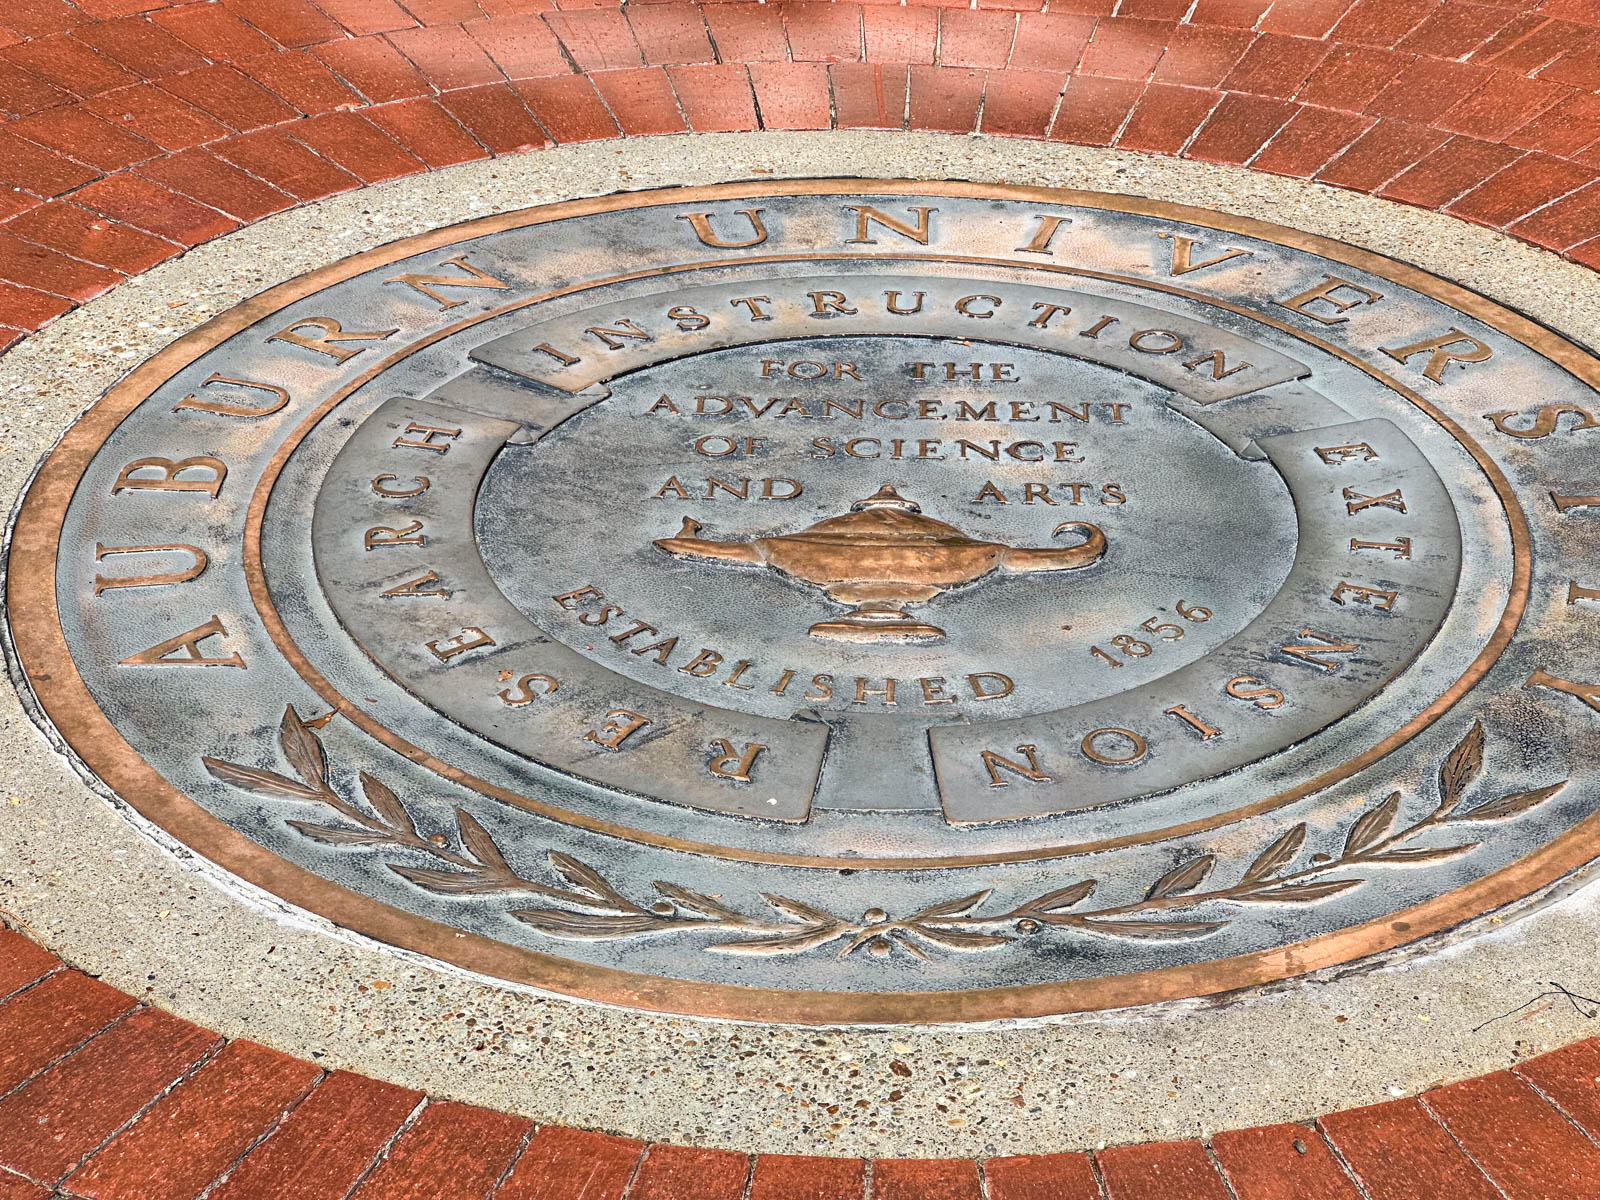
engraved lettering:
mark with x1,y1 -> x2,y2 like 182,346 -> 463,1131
1552,492 -> 1600,514
499,672 -> 558,706
1569,582 -> 1600,606
968,672 -> 1014,699
707,739 -> 766,782
393,422 -> 462,453
372,474 -> 430,498
268,316 -> 397,363
1275,275 -> 1383,325
1182,349 -> 1251,379
365,521 -> 425,548
1017,214 -> 1069,254
386,255 -> 510,310
1484,404 -> 1599,440
93,543 -> 208,595
112,456 -> 226,499
1129,329 -> 1182,354
1279,627 -> 1360,671
381,570 -> 449,598
982,744 -> 1049,787
172,374 -> 289,419
1162,233 -> 1252,275
425,627 -> 495,661
1081,727 -> 1149,765
1350,536 -> 1412,559
583,709 -> 652,749
1164,703 -> 1222,739
730,296 -> 773,321
1382,328 -> 1493,382
955,294 -> 1001,319
853,677 -> 897,706
678,209 -> 768,248
843,204 -> 936,245
1344,487 -> 1406,515
531,342 -> 581,366
1525,667 -> 1600,716
1315,442 -> 1378,464
1330,580 -> 1398,611
120,616 -> 244,667
586,318 -> 653,349
1226,675 -> 1285,709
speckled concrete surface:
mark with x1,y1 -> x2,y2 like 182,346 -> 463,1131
5,132 -> 1600,1158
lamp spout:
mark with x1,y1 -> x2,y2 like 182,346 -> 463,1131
999,522 -> 1107,573
654,516 -> 767,565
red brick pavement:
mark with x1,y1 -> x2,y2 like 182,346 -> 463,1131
0,0 -> 1592,352
6,2 -> 1600,1192
4,923 -> 1600,1199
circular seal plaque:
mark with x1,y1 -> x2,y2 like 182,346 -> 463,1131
13,181 -> 1600,1023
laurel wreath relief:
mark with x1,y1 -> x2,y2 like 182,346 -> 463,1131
203,708 -> 1568,961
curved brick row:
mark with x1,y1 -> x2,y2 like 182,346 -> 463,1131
0,0 -> 1599,353
5,924 -> 1600,1198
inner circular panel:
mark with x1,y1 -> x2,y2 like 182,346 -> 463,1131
476,335 -> 1299,726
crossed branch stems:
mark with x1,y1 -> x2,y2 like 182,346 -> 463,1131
204,710 -> 1566,961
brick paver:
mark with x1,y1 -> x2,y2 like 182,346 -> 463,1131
63,1040 -> 322,1200
1425,1070 -> 1600,1199
629,1145 -> 749,1200
349,1101 -> 531,1200
0,971 -> 134,1095
0,1006 -> 218,1186
208,1071 -> 423,1200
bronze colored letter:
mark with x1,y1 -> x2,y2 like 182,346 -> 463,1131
268,316 -> 398,363
386,255 -> 510,310
120,616 -> 245,667
843,205 -> 936,245
172,374 -> 289,419
112,456 -> 226,499
707,739 -> 766,782
93,543 -> 209,595
982,744 -> 1050,787
678,209 -> 768,248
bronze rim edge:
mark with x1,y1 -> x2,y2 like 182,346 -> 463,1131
1,180 -> 1579,1024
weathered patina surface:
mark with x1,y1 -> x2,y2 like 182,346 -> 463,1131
10,182 -> 1599,1021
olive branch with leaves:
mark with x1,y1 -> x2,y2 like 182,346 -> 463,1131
203,709 -> 1566,961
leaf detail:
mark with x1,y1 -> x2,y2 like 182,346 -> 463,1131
761,894 -> 837,926
456,809 -> 509,874
653,882 -> 740,921
907,926 -> 1013,951
1239,879 -> 1362,903
911,890 -> 993,921
1345,792 -> 1401,858
547,851 -> 639,911
1437,720 -> 1486,814
1078,918 -> 1225,940
202,757 -> 325,802
1457,782 -> 1566,822
389,864 -> 524,895
512,909 -> 672,938
285,820 -> 390,846
1147,855 -> 1214,900
710,928 -> 848,956
1363,845 -> 1476,865
1017,881 -> 1097,914
278,706 -> 328,790
1242,824 -> 1306,885
360,772 -> 414,837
